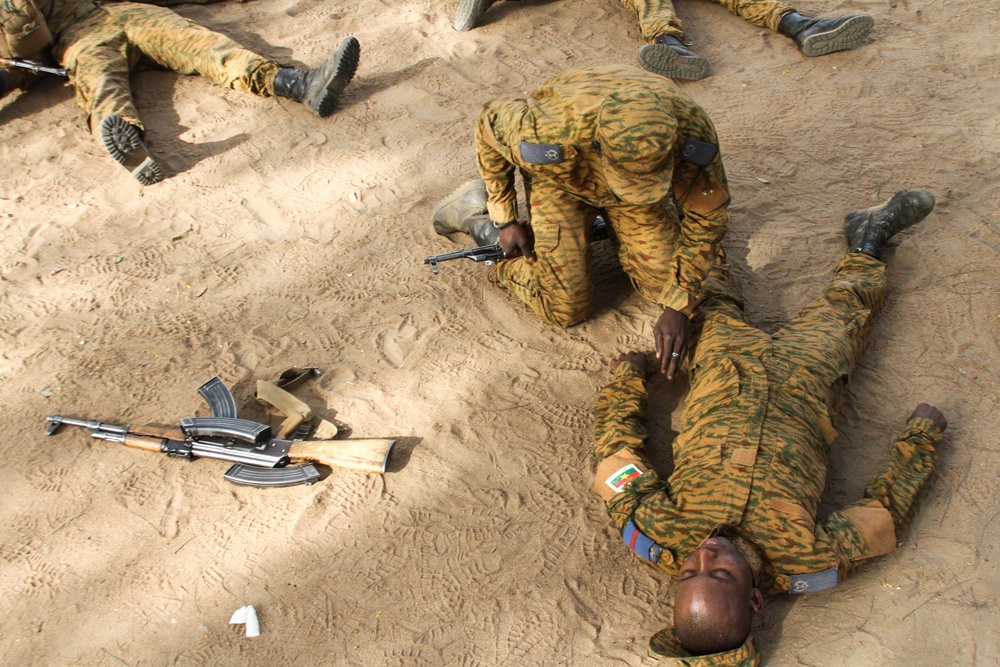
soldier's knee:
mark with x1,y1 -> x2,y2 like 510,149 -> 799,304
540,300 -> 592,328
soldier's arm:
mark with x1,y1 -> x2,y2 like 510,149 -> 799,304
816,410 -> 944,576
594,353 -> 650,461
474,104 -> 518,225
659,144 -> 730,316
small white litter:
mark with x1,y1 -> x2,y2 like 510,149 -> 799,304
229,605 -> 260,637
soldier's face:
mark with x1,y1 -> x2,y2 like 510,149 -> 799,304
673,537 -> 762,636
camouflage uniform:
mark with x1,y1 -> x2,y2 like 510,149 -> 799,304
618,0 -> 795,42
476,65 -> 730,327
593,252 -> 943,595
0,0 -> 280,137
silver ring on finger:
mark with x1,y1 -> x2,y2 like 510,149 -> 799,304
671,352 -> 681,358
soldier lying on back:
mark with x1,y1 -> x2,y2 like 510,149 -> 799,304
0,0 -> 360,184
432,65 -> 730,379
453,0 -> 874,81
592,190 -> 945,665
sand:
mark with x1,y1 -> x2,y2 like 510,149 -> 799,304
1,0 -> 998,664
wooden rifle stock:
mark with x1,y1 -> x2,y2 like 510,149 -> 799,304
288,438 -> 395,474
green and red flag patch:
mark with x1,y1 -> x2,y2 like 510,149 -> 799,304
605,464 -> 643,493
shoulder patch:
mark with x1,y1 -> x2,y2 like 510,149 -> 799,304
605,463 -> 643,493
789,567 -> 838,594
519,141 -> 565,165
680,137 -> 718,166
623,520 -> 662,564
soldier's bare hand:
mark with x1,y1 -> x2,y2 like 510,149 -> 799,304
909,403 -> 947,432
654,307 -> 690,380
498,222 -> 535,264
612,351 -> 648,375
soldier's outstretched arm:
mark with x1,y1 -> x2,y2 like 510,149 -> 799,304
814,405 -> 945,577
861,404 -> 946,534
594,352 -> 651,461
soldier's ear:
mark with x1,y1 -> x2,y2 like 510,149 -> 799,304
750,588 -> 764,612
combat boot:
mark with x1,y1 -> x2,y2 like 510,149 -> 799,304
98,114 -> 165,186
778,12 -> 874,57
844,189 -> 935,258
454,0 -> 496,31
274,36 -> 360,118
638,35 -> 710,81
432,179 -> 499,246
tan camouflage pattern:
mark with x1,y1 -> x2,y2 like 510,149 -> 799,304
593,253 -> 943,595
649,627 -> 759,667
619,0 -> 796,40
0,0 -> 279,136
476,65 -> 730,323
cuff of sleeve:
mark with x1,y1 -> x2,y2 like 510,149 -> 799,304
657,285 -> 695,316
904,416 -> 943,444
613,361 -> 646,381
487,200 -> 517,225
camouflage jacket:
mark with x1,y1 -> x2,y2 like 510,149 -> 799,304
475,65 -> 730,314
594,361 -> 942,596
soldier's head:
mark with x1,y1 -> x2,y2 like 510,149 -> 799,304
596,90 -> 677,206
672,537 -> 763,656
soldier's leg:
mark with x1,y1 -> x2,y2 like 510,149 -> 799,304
712,0 -> 874,56
53,12 -> 164,184
712,0 -> 795,31
106,3 -> 359,117
54,11 -> 141,134
606,199 -> 681,308
493,186 -> 597,328
617,0 -> 682,41
772,189 -> 935,412
772,252 -> 886,392
102,3 -> 279,96
622,0 -> 711,80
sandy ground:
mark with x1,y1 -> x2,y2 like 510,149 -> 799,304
1,0 -> 999,664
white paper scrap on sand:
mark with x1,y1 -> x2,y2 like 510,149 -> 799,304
229,605 -> 260,637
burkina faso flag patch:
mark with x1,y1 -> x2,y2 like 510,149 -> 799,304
605,464 -> 643,493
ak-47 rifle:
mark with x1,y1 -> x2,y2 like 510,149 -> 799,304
45,377 -> 394,487
0,57 -> 68,77
423,215 -> 611,274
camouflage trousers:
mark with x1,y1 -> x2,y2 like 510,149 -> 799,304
692,252 -> 886,413
618,0 -> 796,41
50,2 -> 281,138
494,182 -> 686,328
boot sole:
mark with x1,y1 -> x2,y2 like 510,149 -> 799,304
799,15 -> 874,57
98,114 -> 164,186
307,36 -> 361,118
432,178 -> 488,235
844,189 -> 936,249
455,0 -> 493,31
637,43 -> 710,80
